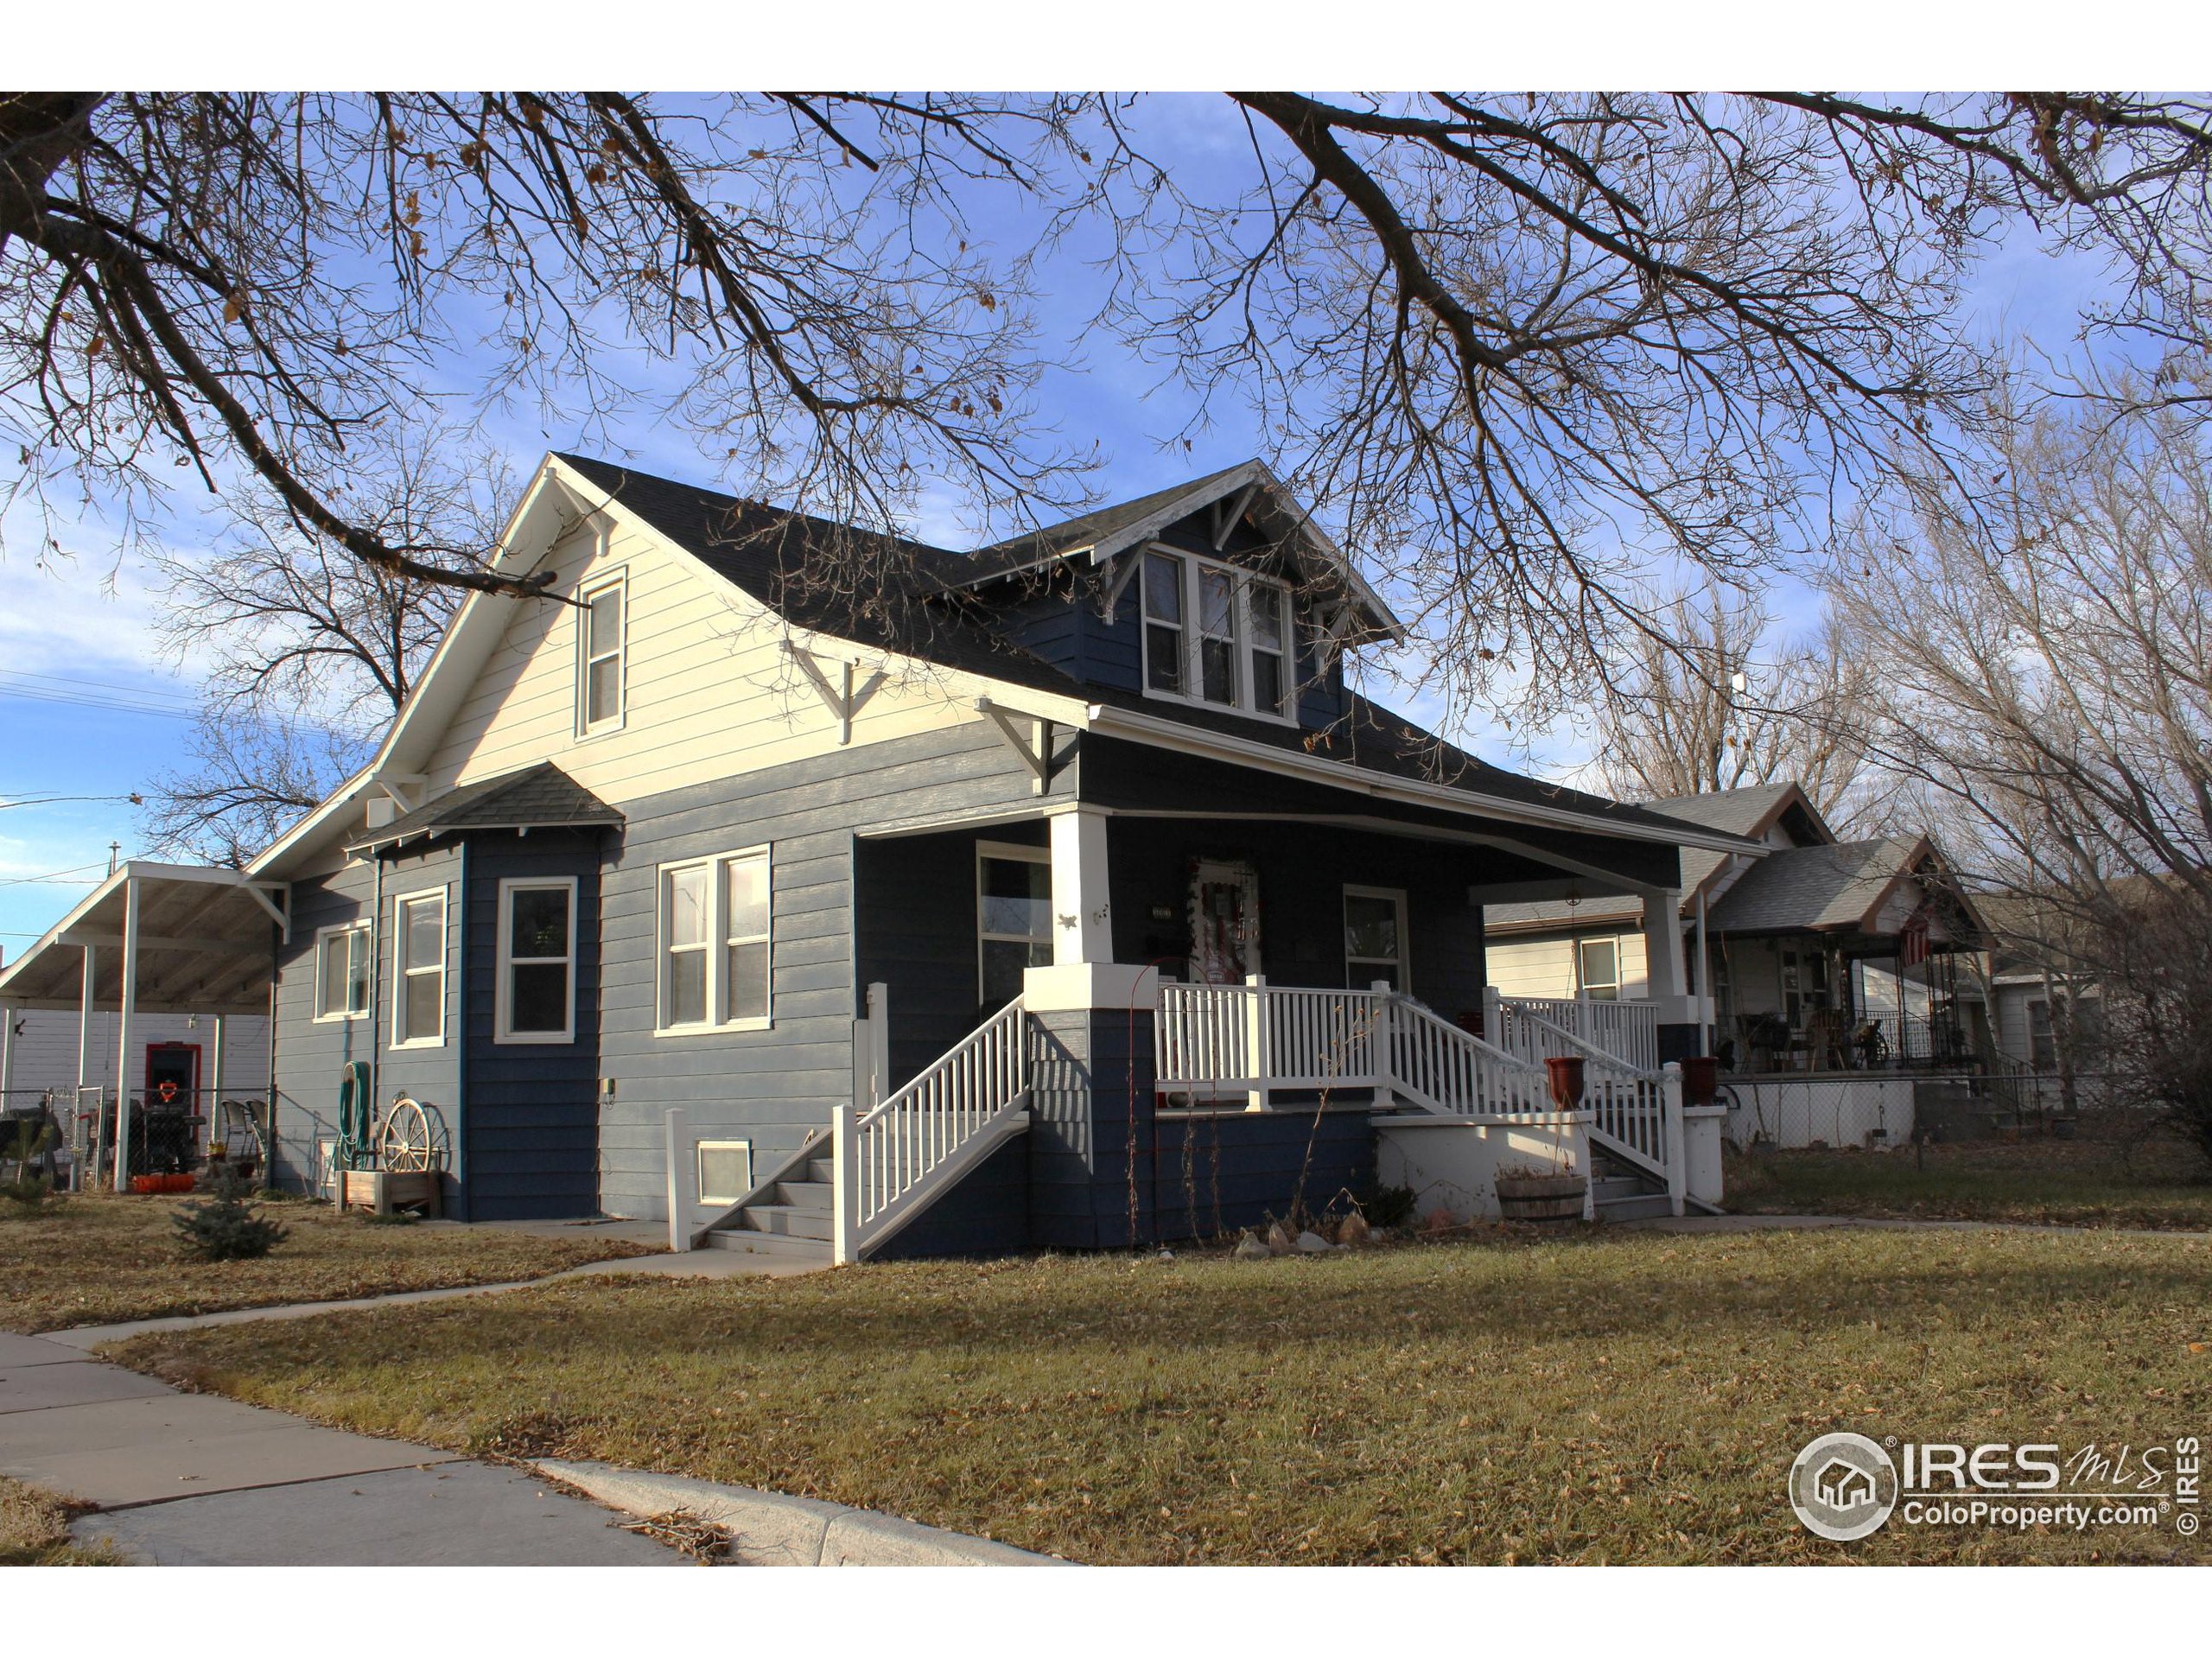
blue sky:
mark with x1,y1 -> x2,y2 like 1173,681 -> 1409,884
0,93 -> 2152,950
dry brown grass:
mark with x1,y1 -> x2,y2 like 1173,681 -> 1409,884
114,1225 -> 2212,1565
0,1476 -> 127,1567
0,1190 -> 657,1332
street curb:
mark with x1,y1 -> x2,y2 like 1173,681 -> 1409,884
531,1459 -> 1068,1567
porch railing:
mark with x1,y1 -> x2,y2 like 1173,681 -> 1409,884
1154,978 -> 1682,1205
833,995 -> 1032,1262
1488,992 -> 1661,1073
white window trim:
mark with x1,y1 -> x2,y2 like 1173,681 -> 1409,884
390,886 -> 449,1049
696,1140 -> 754,1207
976,840 -> 1053,1002
655,844 -> 773,1036
575,564 -> 628,739
1576,933 -> 1624,1001
1343,884 -> 1409,992
1139,543 -> 1298,727
495,876 -> 578,1046
312,921 -> 372,1023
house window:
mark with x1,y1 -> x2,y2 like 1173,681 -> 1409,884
2027,998 -> 2056,1070
658,848 -> 772,1033
977,842 -> 1052,1006
1249,582 -> 1287,715
1142,550 -> 1184,695
1140,548 -> 1294,722
1578,937 -> 1620,1002
696,1140 -> 753,1207
578,571 -> 626,734
497,878 -> 576,1044
391,888 -> 448,1047
314,923 -> 371,1021
1344,886 -> 1409,990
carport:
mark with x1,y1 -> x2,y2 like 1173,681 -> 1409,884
0,861 -> 286,1190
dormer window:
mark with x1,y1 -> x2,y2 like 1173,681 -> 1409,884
1141,547 -> 1294,722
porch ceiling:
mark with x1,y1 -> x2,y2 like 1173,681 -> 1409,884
0,863 -> 282,1017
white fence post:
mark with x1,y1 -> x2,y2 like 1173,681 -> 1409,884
1243,975 -> 1268,1114
1370,980 -> 1395,1108
664,1108 -> 691,1252
1661,1062 -> 1686,1217
831,1103 -> 859,1265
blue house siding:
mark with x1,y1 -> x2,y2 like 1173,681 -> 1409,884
268,860 -> 375,1192
460,830 -> 604,1221
595,720 -> 1071,1222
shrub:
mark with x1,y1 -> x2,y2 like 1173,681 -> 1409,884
171,1166 -> 289,1262
1,1120 -> 62,1216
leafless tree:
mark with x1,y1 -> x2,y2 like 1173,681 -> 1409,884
10,92 -> 2212,728
1584,584 -> 1875,823
137,428 -> 508,860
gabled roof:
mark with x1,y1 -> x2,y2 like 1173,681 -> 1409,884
1644,782 -> 1834,902
942,457 -> 1404,639
1703,834 -> 1932,935
346,762 -> 620,854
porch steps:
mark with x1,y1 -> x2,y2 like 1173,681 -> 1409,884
702,1156 -> 836,1265
1590,1153 -> 1674,1224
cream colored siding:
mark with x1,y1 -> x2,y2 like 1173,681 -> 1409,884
424,517 -> 978,805
1484,931 -> 1649,1000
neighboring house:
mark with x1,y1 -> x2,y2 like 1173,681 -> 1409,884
0,1007 -> 269,1106
1486,783 -> 1987,1071
1,454 -> 1759,1253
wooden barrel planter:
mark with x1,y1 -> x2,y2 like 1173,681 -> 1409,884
1494,1173 -> 1588,1223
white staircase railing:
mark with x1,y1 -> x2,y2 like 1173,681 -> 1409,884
833,996 -> 1032,1263
1488,991 -> 1662,1074
1385,995 -> 1554,1116
1485,996 -> 1678,1190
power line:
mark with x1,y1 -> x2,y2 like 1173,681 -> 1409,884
0,859 -> 111,887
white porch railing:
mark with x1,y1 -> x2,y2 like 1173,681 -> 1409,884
1154,976 -> 1684,1211
1154,979 -> 1387,1098
1488,991 -> 1661,1073
833,995 -> 1032,1262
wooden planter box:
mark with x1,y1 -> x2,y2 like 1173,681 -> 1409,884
338,1169 -> 442,1217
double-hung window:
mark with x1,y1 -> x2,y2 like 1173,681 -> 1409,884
976,842 -> 1053,1006
497,878 -> 576,1044
658,848 -> 772,1033
1140,548 -> 1294,722
314,923 -> 371,1021
578,571 -> 626,734
1578,938 -> 1621,1002
1344,886 -> 1409,991
392,888 -> 448,1046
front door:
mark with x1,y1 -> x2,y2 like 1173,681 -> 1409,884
1191,859 -> 1261,983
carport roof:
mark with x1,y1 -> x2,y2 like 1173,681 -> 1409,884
0,862 -> 284,1017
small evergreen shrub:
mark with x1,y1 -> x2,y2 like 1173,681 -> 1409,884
171,1166 -> 289,1261
2,1120 -> 62,1216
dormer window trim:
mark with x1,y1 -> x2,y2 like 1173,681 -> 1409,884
1139,544 -> 1298,726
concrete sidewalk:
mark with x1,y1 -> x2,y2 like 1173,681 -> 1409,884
0,1331 -> 677,1565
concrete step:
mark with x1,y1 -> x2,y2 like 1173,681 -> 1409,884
806,1158 -> 835,1185
1592,1175 -> 1648,1202
702,1228 -> 832,1262
1594,1192 -> 1675,1223
774,1179 -> 832,1212
739,1204 -> 833,1242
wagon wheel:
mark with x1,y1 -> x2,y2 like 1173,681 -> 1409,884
377,1096 -> 445,1173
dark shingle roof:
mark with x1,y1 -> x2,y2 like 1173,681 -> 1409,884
347,762 -> 620,852
957,462 -> 1252,581
553,454 -> 1738,847
1703,836 -> 1924,934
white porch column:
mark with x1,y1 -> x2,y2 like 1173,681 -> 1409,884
0,1000 -> 17,1103
111,874 -> 140,1192
1049,806 -> 1113,965
1643,888 -> 1685,1001
76,945 -> 97,1191
209,1014 -> 226,1160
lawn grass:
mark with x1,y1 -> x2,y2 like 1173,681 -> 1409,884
0,1191 -> 657,1332
1724,1130 -> 2212,1230
114,1226 -> 2211,1565
0,1476 -> 127,1567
